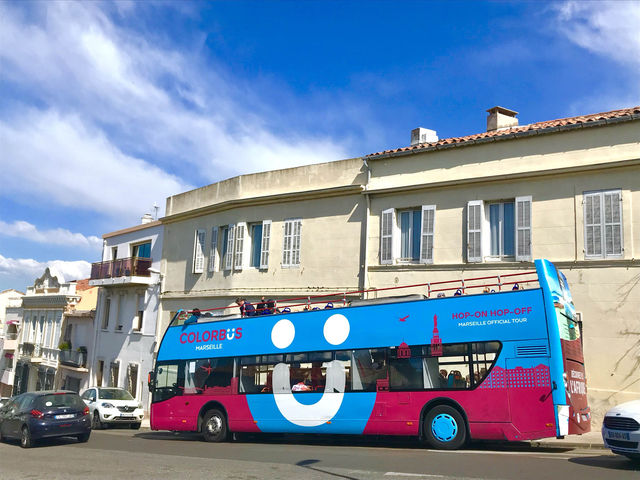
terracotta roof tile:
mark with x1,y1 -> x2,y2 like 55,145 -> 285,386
367,106 -> 640,158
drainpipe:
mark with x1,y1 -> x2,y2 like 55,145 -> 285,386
361,158 -> 372,300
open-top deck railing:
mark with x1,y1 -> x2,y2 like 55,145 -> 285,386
181,269 -> 540,319
90,257 -> 152,280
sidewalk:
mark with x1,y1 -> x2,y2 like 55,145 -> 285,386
531,431 -> 605,450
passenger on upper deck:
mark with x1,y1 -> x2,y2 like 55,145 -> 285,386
235,298 -> 256,317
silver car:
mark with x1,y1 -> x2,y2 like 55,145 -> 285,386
81,388 -> 144,430
602,400 -> 640,461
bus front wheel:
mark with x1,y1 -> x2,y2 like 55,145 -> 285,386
423,405 -> 467,450
202,409 -> 228,442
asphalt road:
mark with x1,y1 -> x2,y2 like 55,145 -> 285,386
0,428 -> 638,480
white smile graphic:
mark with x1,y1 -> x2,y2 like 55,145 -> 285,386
270,314 -> 350,427
272,360 -> 345,427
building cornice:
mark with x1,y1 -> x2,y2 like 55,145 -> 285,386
103,220 -> 161,239
363,158 -> 640,196
161,184 -> 365,224
367,259 -> 640,273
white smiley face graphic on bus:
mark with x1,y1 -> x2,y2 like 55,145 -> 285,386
270,314 -> 350,427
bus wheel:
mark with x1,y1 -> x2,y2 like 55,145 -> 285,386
424,405 -> 467,450
202,409 -> 228,442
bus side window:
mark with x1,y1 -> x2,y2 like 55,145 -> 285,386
351,348 -> 387,392
472,341 -> 500,386
334,351 -> 353,392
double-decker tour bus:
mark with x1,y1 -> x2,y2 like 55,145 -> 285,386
149,259 -> 590,449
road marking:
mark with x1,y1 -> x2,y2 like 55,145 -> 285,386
385,474 -> 445,478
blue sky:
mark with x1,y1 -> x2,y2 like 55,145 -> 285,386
1,0 -> 639,291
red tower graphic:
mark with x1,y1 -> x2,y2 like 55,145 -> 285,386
397,341 -> 411,359
430,314 -> 443,356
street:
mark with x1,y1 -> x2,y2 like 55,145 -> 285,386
0,428 -> 638,480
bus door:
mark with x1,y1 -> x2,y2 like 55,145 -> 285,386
505,356 -> 555,437
152,362 -> 192,431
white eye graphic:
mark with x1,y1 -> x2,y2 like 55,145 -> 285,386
271,319 -> 295,349
323,314 -> 350,345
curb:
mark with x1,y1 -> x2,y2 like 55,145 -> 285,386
531,440 -> 606,450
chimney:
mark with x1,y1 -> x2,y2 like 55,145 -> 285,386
410,127 -> 438,146
486,106 -> 518,132
141,213 -> 154,224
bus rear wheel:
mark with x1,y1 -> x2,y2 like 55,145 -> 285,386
423,405 -> 467,450
202,409 -> 228,443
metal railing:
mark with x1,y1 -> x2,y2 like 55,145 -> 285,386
59,349 -> 87,368
176,270 -> 540,318
90,257 -> 152,280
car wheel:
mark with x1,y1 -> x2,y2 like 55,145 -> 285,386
423,404 -> 467,450
202,409 -> 228,442
130,423 -> 141,430
77,432 -> 91,443
92,412 -> 103,430
20,426 -> 32,449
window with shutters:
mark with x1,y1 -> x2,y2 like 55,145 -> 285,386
583,190 -> 623,259
192,229 -> 206,273
466,197 -> 531,263
282,218 -> 302,267
234,222 -> 246,270
379,206 -> 435,265
260,220 -> 271,269
224,224 -> 235,270
208,227 -> 219,273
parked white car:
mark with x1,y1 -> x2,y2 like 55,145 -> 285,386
81,387 -> 144,430
602,400 -> 640,461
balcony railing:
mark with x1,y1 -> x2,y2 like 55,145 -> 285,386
59,349 -> 87,368
90,257 -> 152,280
21,342 -> 44,358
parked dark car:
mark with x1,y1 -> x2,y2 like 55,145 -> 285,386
0,390 -> 91,448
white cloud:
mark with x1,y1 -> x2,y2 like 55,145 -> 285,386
0,1 -> 351,194
553,1 -> 640,71
0,254 -> 91,290
0,220 -> 102,251
0,109 -> 191,223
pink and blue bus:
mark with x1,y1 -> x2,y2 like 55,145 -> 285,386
149,259 -> 590,449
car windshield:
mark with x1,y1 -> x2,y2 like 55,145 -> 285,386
98,388 -> 134,400
34,393 -> 85,410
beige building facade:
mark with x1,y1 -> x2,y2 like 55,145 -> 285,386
159,106 -> 639,426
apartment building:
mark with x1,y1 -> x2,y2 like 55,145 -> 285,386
89,215 -> 163,410
159,158 -> 367,331
159,105 -> 639,426
363,106 -> 639,423
0,289 -> 24,397
56,279 -> 98,392
14,269 -> 81,394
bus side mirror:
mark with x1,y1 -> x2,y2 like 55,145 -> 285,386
148,371 -> 156,391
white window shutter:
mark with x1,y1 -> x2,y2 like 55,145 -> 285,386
515,196 -> 532,261
282,218 -> 302,267
192,229 -> 206,273
234,222 -> 246,270
380,208 -> 395,265
282,220 -> 292,266
420,205 -> 436,264
603,190 -> 623,256
224,224 -> 235,270
260,220 -> 271,269
584,193 -> 602,257
467,200 -> 483,263
208,227 -> 219,273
